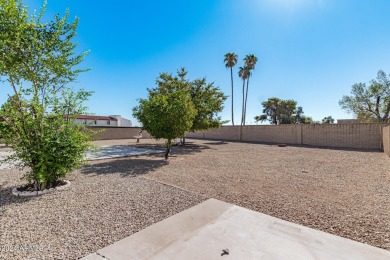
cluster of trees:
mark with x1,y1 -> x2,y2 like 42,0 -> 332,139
223,53 -> 338,126
321,116 -> 335,124
340,70 -> 390,123
1,0 -> 387,194
0,0 -> 93,190
254,98 -> 335,125
254,98 -> 313,124
133,68 -> 227,159
224,53 -> 258,126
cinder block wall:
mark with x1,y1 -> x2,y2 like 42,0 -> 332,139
202,126 -> 241,141
242,125 -> 301,144
301,124 -> 383,149
88,127 -> 151,140
88,124 -> 390,152
186,124 -> 390,150
383,126 -> 390,157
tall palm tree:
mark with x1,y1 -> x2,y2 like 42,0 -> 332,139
243,54 -> 258,125
224,53 -> 238,125
238,66 -> 250,125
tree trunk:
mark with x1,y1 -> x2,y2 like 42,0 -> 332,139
244,76 -> 250,125
241,79 -> 245,125
230,67 -> 234,126
165,139 -> 172,159
375,96 -> 381,120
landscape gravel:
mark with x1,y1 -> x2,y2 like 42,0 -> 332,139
0,150 -> 206,259
139,139 -> 390,251
1,138 -> 389,259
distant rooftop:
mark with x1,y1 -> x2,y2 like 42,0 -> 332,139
337,119 -> 359,124
75,115 -> 118,121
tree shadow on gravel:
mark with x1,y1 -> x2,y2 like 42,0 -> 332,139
135,142 -> 211,155
81,143 -> 211,177
202,141 -> 228,146
0,181 -> 38,211
81,155 -> 167,177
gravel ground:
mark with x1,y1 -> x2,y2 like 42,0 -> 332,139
0,151 -> 206,259
1,138 -> 389,259
132,138 -> 389,251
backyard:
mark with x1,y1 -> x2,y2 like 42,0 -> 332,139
0,139 -> 389,259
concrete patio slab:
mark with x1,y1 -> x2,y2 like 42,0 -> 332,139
85,145 -> 164,160
82,199 -> 390,260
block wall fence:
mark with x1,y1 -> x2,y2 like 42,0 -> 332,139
87,126 -> 152,140
186,124 -> 390,152
383,126 -> 390,157
88,124 -> 390,155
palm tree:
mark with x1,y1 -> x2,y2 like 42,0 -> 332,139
238,66 -> 250,125
243,54 -> 258,125
224,53 -> 238,125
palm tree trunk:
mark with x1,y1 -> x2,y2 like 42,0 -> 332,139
241,79 -> 245,125
230,67 -> 234,126
244,76 -> 250,125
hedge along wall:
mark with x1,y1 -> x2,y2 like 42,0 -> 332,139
382,126 -> 390,157
87,126 -> 151,140
186,124 -> 390,151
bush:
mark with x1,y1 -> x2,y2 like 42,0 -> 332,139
0,0 -> 93,190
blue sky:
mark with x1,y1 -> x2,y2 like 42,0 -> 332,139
2,0 -> 390,125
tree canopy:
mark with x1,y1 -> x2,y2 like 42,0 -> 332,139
189,78 -> 227,132
255,97 -> 313,124
339,70 -> 390,123
0,0 -> 93,190
322,116 -> 335,124
133,68 -> 226,157
133,70 -> 196,146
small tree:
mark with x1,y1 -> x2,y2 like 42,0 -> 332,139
339,70 -> 390,122
133,70 -> 196,159
0,0 -> 93,190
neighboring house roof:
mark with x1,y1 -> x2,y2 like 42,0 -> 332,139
75,115 -> 118,121
337,119 -> 359,124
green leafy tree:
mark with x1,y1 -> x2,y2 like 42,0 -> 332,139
224,53 -> 238,125
255,97 -> 312,124
189,78 -> 227,132
278,99 -> 297,124
133,69 -> 226,153
133,70 -> 196,159
255,97 -> 280,124
339,70 -> 390,122
0,0 -> 93,190
0,110 -> 7,144
301,116 -> 315,124
322,116 -> 335,124
243,54 -> 258,125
